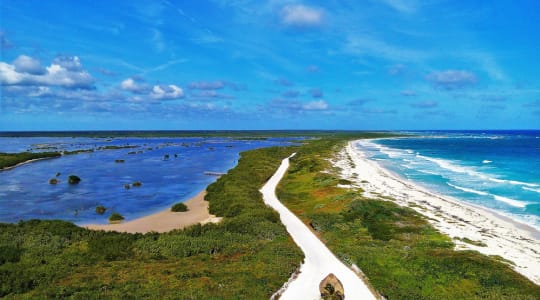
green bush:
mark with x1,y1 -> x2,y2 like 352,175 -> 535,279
95,206 -> 107,215
171,202 -> 188,212
108,213 -> 124,223
68,175 -> 81,184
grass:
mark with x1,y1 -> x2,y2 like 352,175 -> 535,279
276,137 -> 540,299
0,145 -> 303,298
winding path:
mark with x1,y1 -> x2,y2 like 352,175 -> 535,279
260,154 -> 376,300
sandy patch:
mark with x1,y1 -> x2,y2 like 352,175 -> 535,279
84,191 -> 221,234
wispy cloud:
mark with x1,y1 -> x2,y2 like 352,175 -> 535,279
189,81 -> 225,90
345,35 -> 426,62
347,98 -> 372,107
309,88 -> 323,98
388,64 -> 407,75
303,100 -> 328,110
0,31 -> 14,49
151,29 -> 166,52
411,100 -> 438,108
280,4 -> 324,29
400,90 -> 416,96
274,78 -> 294,86
282,90 -> 300,98
379,0 -> 419,14
306,65 -> 320,73
362,107 -> 397,114
465,52 -> 506,81
426,70 -> 477,90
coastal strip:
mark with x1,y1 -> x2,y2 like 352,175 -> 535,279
338,141 -> 540,285
0,156 -> 60,171
84,191 -> 222,233
261,154 -> 376,299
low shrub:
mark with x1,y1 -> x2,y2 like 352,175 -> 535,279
95,206 -> 107,215
68,175 -> 81,184
108,213 -> 124,223
171,202 -> 188,212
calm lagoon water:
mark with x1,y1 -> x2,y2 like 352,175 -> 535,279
0,136 -> 298,224
357,130 -> 540,230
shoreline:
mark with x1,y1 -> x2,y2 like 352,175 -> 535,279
337,141 -> 540,285
84,190 -> 222,233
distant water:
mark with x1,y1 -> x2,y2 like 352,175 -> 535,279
0,136 -> 298,224
357,130 -> 540,231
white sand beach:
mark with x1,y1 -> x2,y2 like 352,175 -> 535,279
261,154 -> 376,300
336,141 -> 540,285
85,191 -> 222,233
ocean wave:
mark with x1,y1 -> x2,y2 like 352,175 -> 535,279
447,182 -> 489,196
482,160 -> 492,164
523,186 -> 540,194
488,178 -> 539,188
415,154 -> 539,189
493,195 -> 527,208
447,183 -> 527,208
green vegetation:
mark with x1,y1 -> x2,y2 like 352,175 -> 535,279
108,213 -> 125,223
95,206 -> 107,215
276,137 -> 540,299
0,146 -> 302,298
171,202 -> 188,212
68,175 -> 81,184
0,152 -> 60,170
455,237 -> 488,247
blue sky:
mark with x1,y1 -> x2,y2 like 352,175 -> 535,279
1,0 -> 539,130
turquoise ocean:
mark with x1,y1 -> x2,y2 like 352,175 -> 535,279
357,130 -> 540,231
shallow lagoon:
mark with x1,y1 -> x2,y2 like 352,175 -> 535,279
0,137 -> 297,224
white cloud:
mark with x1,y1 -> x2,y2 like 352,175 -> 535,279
303,100 -> 328,110
281,4 -> 324,28
0,55 -> 94,89
13,55 -> 45,75
52,55 -> 83,71
120,77 -> 148,93
150,84 -> 184,100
